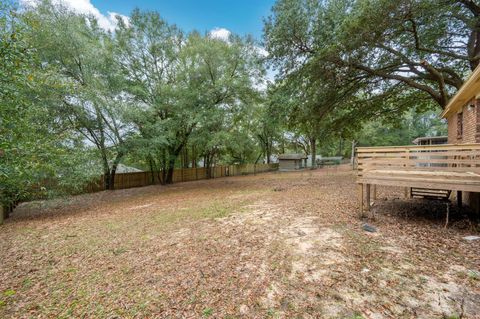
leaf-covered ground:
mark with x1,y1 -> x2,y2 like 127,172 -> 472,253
1,166 -> 479,318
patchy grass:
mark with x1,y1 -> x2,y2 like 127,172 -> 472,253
1,166 -> 480,318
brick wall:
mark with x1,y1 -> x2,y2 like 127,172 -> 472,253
446,98 -> 479,144
446,98 -> 480,212
447,113 -> 456,143
477,99 -> 480,142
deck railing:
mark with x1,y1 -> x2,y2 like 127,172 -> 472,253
355,143 -> 480,215
356,143 -> 480,176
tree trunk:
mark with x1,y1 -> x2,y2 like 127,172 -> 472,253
266,139 -> 272,164
148,157 -> 155,184
106,153 -> 123,190
351,140 -> 356,169
159,149 -> 167,185
101,153 -> 111,190
310,137 -> 317,169
182,146 -> 189,169
4,203 -> 11,220
165,157 -> 176,184
205,153 -> 212,179
108,168 -> 117,190
158,170 -> 165,185
204,151 -> 217,179
191,145 -> 196,168
104,171 -> 111,190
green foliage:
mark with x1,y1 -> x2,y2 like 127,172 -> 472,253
1,0 -> 461,207
0,1 -> 98,205
3,289 -> 15,297
202,307 -> 213,317
115,10 -> 264,180
467,270 -> 480,281
22,0 -> 134,190
357,108 -> 447,147
265,0 -> 477,108
263,0 -> 478,154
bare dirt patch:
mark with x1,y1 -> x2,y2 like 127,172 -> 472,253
1,166 -> 479,318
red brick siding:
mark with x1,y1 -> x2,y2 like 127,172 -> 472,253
446,98 -> 480,211
446,98 -> 478,144
447,114 -> 456,144
477,99 -> 480,142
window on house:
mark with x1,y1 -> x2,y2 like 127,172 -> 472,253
457,112 -> 463,139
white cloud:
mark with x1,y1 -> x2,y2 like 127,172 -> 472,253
209,27 -> 231,41
21,0 -> 128,31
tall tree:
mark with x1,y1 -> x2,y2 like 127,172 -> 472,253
23,1 -> 132,190
116,11 -> 262,183
1,1 -> 97,219
264,0 -> 480,109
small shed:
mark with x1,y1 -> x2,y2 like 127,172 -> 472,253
278,154 -> 308,171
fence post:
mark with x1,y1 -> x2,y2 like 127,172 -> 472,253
351,140 -> 356,170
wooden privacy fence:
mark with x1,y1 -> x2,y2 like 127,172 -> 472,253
86,163 -> 279,192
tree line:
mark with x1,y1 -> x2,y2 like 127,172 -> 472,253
264,0 -> 476,159
1,0 -> 275,208
2,0 -> 476,208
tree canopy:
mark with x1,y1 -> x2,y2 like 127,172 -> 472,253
2,0 -> 468,211
265,0 -> 479,109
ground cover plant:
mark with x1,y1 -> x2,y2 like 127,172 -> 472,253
1,167 -> 479,318
2,0 -> 480,317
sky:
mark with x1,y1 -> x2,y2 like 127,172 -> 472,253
19,0 -> 277,82
50,0 -> 276,40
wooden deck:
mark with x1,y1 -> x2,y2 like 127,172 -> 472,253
356,143 -> 480,214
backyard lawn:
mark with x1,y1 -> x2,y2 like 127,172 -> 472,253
1,166 -> 479,318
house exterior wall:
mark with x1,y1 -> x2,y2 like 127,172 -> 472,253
446,98 -> 480,212
447,98 -> 480,144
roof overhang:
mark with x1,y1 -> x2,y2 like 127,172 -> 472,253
441,65 -> 480,118
412,135 -> 448,145
278,154 -> 308,160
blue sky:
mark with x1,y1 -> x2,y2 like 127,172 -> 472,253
91,0 -> 275,40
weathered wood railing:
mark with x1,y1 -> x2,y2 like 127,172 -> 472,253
355,143 -> 480,214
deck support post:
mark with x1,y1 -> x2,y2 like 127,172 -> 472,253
358,183 -> 364,217
445,203 -> 450,228
404,187 -> 412,199
366,184 -> 371,212
372,185 -> 377,201
457,191 -> 463,208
